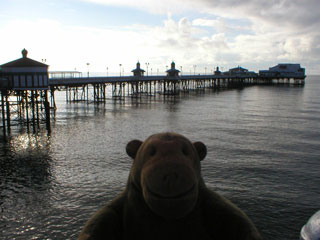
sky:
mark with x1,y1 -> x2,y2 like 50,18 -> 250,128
0,0 -> 319,75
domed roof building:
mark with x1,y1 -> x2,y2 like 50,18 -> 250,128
131,62 -> 145,77
0,49 -> 49,90
166,61 -> 180,77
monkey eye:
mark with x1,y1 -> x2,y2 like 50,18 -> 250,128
182,146 -> 189,156
149,146 -> 156,156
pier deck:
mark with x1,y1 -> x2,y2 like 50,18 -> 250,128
49,73 -> 257,86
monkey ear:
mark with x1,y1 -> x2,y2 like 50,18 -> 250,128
126,140 -> 143,159
193,141 -> 207,161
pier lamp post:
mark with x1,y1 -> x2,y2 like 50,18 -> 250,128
151,68 -> 152,76
205,67 -> 207,75
106,67 -> 108,76
180,66 -> 183,75
145,63 -> 149,76
193,65 -> 197,75
119,64 -> 122,77
157,68 -> 159,75
87,63 -> 90,77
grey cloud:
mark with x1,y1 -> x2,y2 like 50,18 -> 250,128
195,0 -> 320,30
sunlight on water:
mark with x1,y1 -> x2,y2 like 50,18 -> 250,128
9,132 -> 50,153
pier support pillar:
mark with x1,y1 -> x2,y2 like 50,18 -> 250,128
5,94 -> 10,133
1,91 -> 6,137
44,90 -> 51,134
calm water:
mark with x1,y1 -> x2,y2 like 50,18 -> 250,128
1,76 -> 320,239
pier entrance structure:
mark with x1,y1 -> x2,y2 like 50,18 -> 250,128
0,49 -> 51,135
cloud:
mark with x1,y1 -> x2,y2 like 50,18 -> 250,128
190,0 -> 320,31
148,16 -> 232,68
80,0 -> 320,69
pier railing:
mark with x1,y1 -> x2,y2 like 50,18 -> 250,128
48,73 -> 259,87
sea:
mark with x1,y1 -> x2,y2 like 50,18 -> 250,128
0,75 -> 319,240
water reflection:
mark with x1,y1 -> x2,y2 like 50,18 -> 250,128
0,131 -> 53,239
0,130 -> 52,198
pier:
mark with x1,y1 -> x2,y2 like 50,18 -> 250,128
0,50 -> 306,136
48,62 -> 305,103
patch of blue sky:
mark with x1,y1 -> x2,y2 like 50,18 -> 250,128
196,18 -> 254,39
66,1 -> 167,28
0,0 -> 166,28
